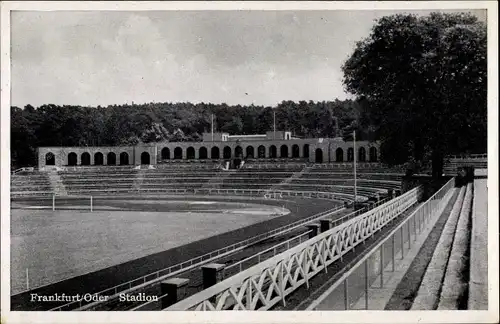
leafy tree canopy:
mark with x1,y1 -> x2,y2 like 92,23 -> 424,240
342,12 -> 487,176
11,99 -> 366,168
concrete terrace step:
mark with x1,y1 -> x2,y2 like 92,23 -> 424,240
468,178 -> 488,310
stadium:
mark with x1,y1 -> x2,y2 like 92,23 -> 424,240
10,124 -> 488,312
11,128 -> 395,309
6,7 -> 491,317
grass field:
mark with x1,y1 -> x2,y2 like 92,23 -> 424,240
11,198 -> 287,295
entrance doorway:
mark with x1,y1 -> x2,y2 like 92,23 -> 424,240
315,148 -> 323,163
141,152 -> 151,165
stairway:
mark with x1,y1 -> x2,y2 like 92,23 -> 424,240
201,169 -> 237,190
269,165 -> 312,192
48,172 -> 68,196
133,169 -> 147,192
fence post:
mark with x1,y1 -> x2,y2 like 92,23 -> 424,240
280,262 -> 286,307
52,195 -> 55,211
414,216 -> 418,239
392,235 -> 395,272
400,227 -> 405,259
320,219 -> 331,233
160,278 -> 189,309
90,196 -> 93,212
365,260 -> 369,310
247,277 -> 253,310
408,222 -> 411,249
344,279 -> 349,310
307,224 -> 320,239
26,268 -> 29,290
380,246 -> 384,288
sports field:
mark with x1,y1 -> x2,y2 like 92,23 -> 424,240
11,198 -> 288,295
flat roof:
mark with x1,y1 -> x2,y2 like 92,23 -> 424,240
228,134 -> 267,138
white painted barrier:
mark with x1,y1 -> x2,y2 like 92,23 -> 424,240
166,186 -> 422,311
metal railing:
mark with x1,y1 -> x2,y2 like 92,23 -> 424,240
306,177 -> 455,310
166,186 -> 422,311
132,230 -> 315,311
244,163 -> 308,170
11,167 -> 35,175
222,231 -> 313,278
60,187 -> 364,203
312,163 -> 383,169
330,196 -> 391,228
49,204 -> 345,311
446,154 -> 487,160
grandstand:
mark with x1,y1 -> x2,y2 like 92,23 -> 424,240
11,163 -> 404,203
10,130 -> 488,313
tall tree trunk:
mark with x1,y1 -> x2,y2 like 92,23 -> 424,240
431,149 -> 444,179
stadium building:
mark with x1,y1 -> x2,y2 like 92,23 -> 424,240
37,131 -> 380,170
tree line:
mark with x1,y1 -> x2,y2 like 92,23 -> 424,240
11,99 -> 371,168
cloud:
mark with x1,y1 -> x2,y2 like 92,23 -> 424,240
11,9 -> 485,108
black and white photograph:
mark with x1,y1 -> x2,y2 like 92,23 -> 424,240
0,1 -> 498,324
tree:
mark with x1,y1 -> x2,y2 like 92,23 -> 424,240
342,12 -> 487,177
11,98 -> 389,167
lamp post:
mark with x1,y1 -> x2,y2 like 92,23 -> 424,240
353,131 -> 357,209
211,114 -> 214,141
273,109 -> 276,140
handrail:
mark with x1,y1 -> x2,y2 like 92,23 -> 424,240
49,204 -> 345,311
56,187 -> 365,203
166,186 -> 421,311
306,177 -> 456,310
446,154 -> 487,160
223,230 -> 313,276
330,196 -> 391,228
11,167 -> 35,175
132,229 -> 314,311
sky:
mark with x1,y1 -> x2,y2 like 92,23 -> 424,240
11,9 -> 486,108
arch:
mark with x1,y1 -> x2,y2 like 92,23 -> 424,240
358,147 -> 366,162
67,152 -> 77,166
81,152 -> 90,166
211,146 -> 220,159
81,152 -> 91,166
199,147 -> 208,159
45,152 -> 55,166
269,145 -> 277,158
235,145 -> 243,158
246,146 -> 255,159
303,144 -> 310,158
315,148 -> 323,163
107,152 -> 116,165
119,152 -> 129,165
280,145 -> 289,158
174,147 -> 183,159
161,147 -> 170,160
336,148 -> 344,162
186,147 -> 195,159
369,147 -> 378,162
347,147 -> 354,162
141,152 -> 151,165
258,145 -> 266,158
292,144 -> 300,158
223,146 -> 232,159
94,152 -> 104,165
